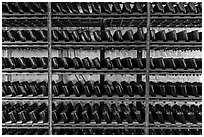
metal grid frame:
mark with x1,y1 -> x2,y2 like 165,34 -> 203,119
2,2 -> 202,135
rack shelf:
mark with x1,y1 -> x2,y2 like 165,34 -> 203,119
52,13 -> 146,18
53,96 -> 145,100
150,69 -> 202,74
2,27 -> 48,30
3,96 -> 201,101
53,126 -> 143,129
151,17 -> 202,27
150,126 -> 202,129
2,122 -> 48,128
2,68 -> 146,74
150,96 -> 202,102
2,96 -> 48,100
2,69 -> 48,73
52,68 -> 146,74
150,123 -> 202,128
2,126 -> 48,129
2,45 -> 48,49
2,42 -> 201,48
52,44 -> 146,49
3,44 -> 202,50
52,19 -> 147,27
52,41 -> 146,45
52,13 -> 202,18
151,14 -> 202,18
2,14 -> 47,20
2,42 -> 48,45
151,41 -> 202,45
2,13 -> 47,17
52,17 -> 146,20
53,122 -> 144,128
151,45 -> 202,50
2,17 -> 48,20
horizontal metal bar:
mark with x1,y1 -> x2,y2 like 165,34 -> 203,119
2,122 -> 48,127
151,41 -> 202,45
150,96 -> 201,100
52,41 -> 146,45
150,69 -> 202,74
2,13 -> 47,16
2,96 -> 201,101
149,123 -> 202,128
151,16 -> 202,19
3,45 -> 201,50
151,45 -> 202,50
2,27 -> 48,30
2,42 -> 48,45
2,126 -> 49,129
52,13 -> 146,17
3,13 -> 201,18
2,96 -> 48,100
51,45 -> 146,50
2,17 -> 48,20
53,96 -> 145,100
52,68 -> 146,74
2,68 -> 145,73
2,73 -> 48,75
3,69 -> 201,74
2,43 -> 202,49
2,69 -> 48,73
149,126 -> 202,129
150,96 -> 202,102
53,126 -> 144,129
52,17 -> 146,20
54,122 -> 144,127
151,13 -> 202,17
2,45 -> 48,49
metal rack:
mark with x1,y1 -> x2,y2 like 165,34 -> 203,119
2,2 -> 50,132
2,2 -> 202,135
147,2 -> 202,135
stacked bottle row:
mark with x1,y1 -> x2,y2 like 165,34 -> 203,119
52,102 -> 145,123
150,2 -> 201,14
2,129 -> 144,135
3,2 -> 202,15
2,30 -> 47,42
2,2 -> 47,14
52,2 -> 202,14
53,129 -> 144,135
3,81 -> 48,97
3,102 -> 201,124
149,129 -> 202,135
3,80 -> 202,97
2,20 -> 47,27
2,57 -> 202,70
3,102 -> 145,124
3,102 -> 48,123
53,128 -> 202,135
150,81 -> 201,97
149,103 -> 201,124
2,129 -> 48,135
2,128 -> 202,135
2,29 -> 202,42
51,3 -> 147,14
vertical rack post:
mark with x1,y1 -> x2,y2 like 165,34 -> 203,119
145,2 -> 151,135
100,20 -> 106,84
47,2 -> 52,135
